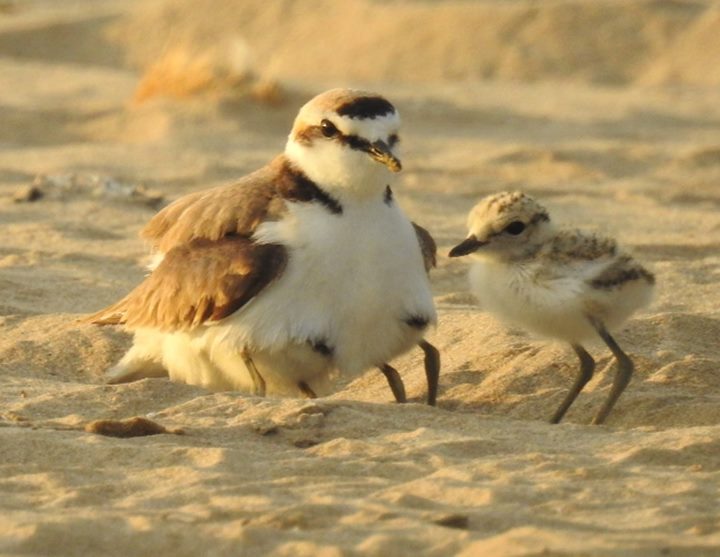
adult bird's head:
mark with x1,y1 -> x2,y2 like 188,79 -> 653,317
285,88 -> 402,200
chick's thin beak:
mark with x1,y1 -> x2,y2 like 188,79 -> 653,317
449,235 -> 485,257
367,140 -> 402,172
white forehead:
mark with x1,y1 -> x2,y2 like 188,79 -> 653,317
340,112 -> 401,139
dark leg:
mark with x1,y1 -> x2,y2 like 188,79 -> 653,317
589,319 -> 634,425
379,363 -> 407,403
550,344 -> 595,424
241,352 -> 266,397
298,381 -> 317,399
418,340 -> 440,406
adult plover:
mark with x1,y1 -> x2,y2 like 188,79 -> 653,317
88,88 -> 440,404
449,191 -> 654,424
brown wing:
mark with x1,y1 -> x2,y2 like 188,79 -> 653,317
142,157 -> 289,253
87,237 -> 287,331
412,222 -> 437,273
141,154 -> 339,253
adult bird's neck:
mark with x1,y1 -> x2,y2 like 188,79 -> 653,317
283,141 -> 396,205
275,155 -> 343,215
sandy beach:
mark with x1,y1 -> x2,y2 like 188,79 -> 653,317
2,1 -> 720,555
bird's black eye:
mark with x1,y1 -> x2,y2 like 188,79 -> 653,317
388,133 -> 400,147
320,119 -> 339,138
504,221 -> 526,235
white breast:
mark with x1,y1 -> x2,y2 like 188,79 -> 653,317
212,197 -> 436,376
469,258 -> 600,343
469,256 -> 653,343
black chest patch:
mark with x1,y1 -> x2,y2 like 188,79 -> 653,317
280,161 -> 343,215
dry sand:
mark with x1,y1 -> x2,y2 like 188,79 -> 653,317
2,0 -> 720,555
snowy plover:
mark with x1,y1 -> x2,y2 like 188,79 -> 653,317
88,88 -> 440,404
449,191 -> 654,424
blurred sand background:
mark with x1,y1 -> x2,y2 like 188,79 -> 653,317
2,0 -> 720,555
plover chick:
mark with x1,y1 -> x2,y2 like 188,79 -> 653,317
87,88 -> 440,404
449,191 -> 654,424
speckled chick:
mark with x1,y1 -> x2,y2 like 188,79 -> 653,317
450,191 -> 655,425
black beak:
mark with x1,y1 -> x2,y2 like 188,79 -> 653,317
366,140 -> 402,172
449,235 -> 484,257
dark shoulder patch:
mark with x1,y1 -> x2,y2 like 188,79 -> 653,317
336,96 -> 395,119
589,255 -> 655,290
278,159 -> 343,215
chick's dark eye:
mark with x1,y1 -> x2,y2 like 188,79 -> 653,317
320,119 -> 339,138
388,133 -> 400,146
504,221 -> 526,235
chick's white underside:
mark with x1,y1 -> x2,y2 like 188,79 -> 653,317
112,197 -> 435,395
469,256 -> 653,344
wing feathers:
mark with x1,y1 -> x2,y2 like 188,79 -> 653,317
87,237 -> 286,330
142,163 -> 280,253
590,254 -> 655,290
412,222 -> 437,273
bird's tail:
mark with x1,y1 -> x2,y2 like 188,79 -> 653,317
79,297 -> 129,326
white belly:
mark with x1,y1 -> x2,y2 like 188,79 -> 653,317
207,198 -> 436,382
469,258 -> 652,344
470,259 -> 601,343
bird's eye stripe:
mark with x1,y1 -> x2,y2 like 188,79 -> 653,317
343,134 -> 371,151
314,128 -> 394,155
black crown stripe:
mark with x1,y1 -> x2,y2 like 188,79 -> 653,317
336,96 -> 396,119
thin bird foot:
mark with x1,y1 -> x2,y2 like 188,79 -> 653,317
550,344 -> 595,424
242,352 -> 266,397
589,319 -> 634,425
379,363 -> 407,403
298,381 -> 317,399
418,340 -> 440,406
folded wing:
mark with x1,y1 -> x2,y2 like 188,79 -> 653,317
412,222 -> 437,273
88,237 -> 286,330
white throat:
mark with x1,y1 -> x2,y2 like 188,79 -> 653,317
285,138 -> 397,203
